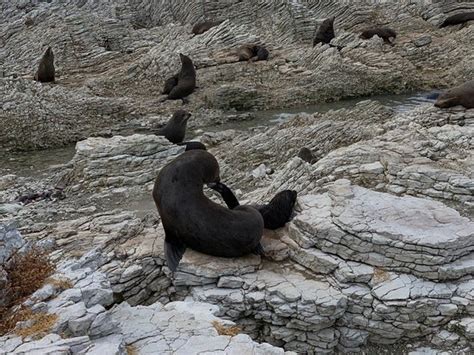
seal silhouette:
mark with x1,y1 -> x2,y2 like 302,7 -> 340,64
192,21 -> 222,35
34,46 -> 55,83
439,12 -> 474,28
313,17 -> 335,47
360,27 -> 397,45
163,53 -> 196,103
153,150 -> 264,271
297,147 -> 316,164
209,182 -> 297,230
156,110 -> 191,144
238,45 -> 269,62
434,81 -> 474,109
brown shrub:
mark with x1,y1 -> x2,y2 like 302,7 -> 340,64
0,247 -> 55,336
212,320 -> 241,336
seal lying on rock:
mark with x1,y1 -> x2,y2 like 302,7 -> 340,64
178,141 -> 207,151
192,21 -> 223,35
434,80 -> 474,109
297,147 -> 316,164
313,17 -> 335,47
238,45 -> 269,62
439,12 -> 474,28
34,46 -> 55,83
162,53 -> 196,103
209,182 -> 297,230
360,27 -> 397,45
156,110 -> 191,144
153,150 -> 264,271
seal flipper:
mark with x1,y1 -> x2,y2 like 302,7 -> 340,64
253,242 -> 265,256
163,226 -> 186,272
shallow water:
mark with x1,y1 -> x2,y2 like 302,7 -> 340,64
0,92 -> 436,178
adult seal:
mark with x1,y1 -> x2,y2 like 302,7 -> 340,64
156,110 -> 191,144
162,53 -> 196,103
439,12 -> 474,28
434,81 -> 474,109
360,27 -> 397,45
153,150 -> 264,271
209,182 -> 297,230
313,17 -> 335,47
34,46 -> 55,83
192,21 -> 223,35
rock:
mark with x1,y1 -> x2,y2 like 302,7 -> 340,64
431,330 -> 460,347
0,203 -> 23,215
412,35 -> 432,47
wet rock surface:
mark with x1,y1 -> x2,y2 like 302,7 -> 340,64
1,1 -> 473,354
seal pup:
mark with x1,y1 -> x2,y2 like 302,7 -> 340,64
360,27 -> 397,45
209,182 -> 298,230
297,147 -> 316,164
313,17 -> 335,47
153,150 -> 264,271
434,81 -> 474,109
156,110 -> 191,144
238,45 -> 269,62
34,46 -> 55,83
192,20 -> 223,35
439,12 -> 474,28
164,53 -> 196,103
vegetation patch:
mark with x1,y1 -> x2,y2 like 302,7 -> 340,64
212,320 -> 241,336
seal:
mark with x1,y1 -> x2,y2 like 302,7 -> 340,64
162,73 -> 178,95
360,27 -> 397,45
178,141 -> 207,151
156,110 -> 191,144
297,147 -> 315,164
238,45 -> 269,62
153,150 -> 264,271
434,80 -> 474,109
34,46 -> 55,83
209,182 -> 297,230
192,20 -> 222,35
313,17 -> 335,47
439,12 -> 474,28
165,53 -> 196,103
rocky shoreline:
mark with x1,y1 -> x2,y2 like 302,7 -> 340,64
1,0 -> 473,354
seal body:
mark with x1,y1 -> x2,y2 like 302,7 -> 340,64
297,147 -> 315,164
167,54 -> 196,101
162,74 -> 178,95
360,27 -> 397,45
156,110 -> 191,144
34,47 -> 55,83
313,17 -> 335,47
192,21 -> 222,35
440,12 -> 474,27
238,45 -> 269,62
434,81 -> 474,109
153,150 -> 264,271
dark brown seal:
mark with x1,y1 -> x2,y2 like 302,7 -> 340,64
238,45 -> 269,62
156,110 -> 191,144
360,27 -> 397,45
434,81 -> 474,109
164,53 -> 196,103
192,20 -> 223,35
313,17 -> 335,47
34,47 -> 55,83
153,150 -> 264,271
297,147 -> 316,164
439,12 -> 474,28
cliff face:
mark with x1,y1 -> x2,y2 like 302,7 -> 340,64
1,0 -> 473,150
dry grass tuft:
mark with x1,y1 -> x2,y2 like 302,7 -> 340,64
0,247 -> 55,336
15,311 -> 58,338
372,267 -> 390,284
126,345 -> 138,355
46,276 -> 73,291
212,320 -> 241,336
